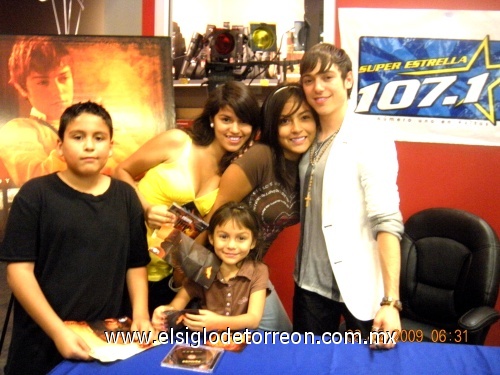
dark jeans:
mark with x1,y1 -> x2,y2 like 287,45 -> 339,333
120,276 -> 177,318
293,283 -> 372,338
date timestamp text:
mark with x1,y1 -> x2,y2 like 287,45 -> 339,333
393,329 -> 468,343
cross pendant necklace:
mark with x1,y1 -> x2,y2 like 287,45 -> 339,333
304,130 -> 340,207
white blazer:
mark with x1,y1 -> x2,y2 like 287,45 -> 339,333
321,112 -> 401,321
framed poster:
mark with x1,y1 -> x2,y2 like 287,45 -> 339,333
0,34 -> 175,239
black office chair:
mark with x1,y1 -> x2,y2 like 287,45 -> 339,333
400,208 -> 500,345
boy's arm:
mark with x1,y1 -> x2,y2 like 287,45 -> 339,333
6,262 -> 91,360
126,266 -> 153,333
183,289 -> 267,331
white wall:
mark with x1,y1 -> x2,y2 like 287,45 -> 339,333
323,0 -> 335,43
103,0 -> 142,35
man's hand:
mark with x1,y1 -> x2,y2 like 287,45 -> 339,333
370,305 -> 401,350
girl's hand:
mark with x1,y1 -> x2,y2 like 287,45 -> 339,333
152,305 -> 175,331
145,205 -> 177,230
182,309 -> 222,332
53,326 -> 92,361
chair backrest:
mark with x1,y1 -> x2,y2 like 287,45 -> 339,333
400,208 -> 500,329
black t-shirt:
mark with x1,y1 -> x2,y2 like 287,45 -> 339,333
0,173 -> 149,374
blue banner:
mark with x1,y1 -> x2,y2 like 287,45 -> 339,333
356,36 -> 500,125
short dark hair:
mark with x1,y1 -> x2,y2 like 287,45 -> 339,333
208,201 -> 263,260
260,83 -> 318,189
300,43 -> 353,97
8,36 -> 72,92
59,101 -> 113,140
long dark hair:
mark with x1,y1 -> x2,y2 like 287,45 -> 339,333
260,83 -> 318,189
187,81 -> 261,173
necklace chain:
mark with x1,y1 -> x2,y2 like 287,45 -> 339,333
304,129 -> 340,207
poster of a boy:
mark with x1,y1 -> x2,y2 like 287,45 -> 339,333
0,36 -> 72,187
0,101 -> 152,374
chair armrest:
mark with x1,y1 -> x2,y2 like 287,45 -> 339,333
458,307 -> 500,331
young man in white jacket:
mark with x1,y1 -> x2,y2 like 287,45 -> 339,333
293,43 -> 403,349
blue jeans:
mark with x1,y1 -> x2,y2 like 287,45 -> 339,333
259,280 -> 292,332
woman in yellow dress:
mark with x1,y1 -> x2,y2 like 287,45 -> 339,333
114,81 -> 261,313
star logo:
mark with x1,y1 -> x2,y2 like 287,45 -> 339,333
401,36 -> 500,124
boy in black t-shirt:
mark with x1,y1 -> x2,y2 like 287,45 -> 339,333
0,101 -> 152,374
